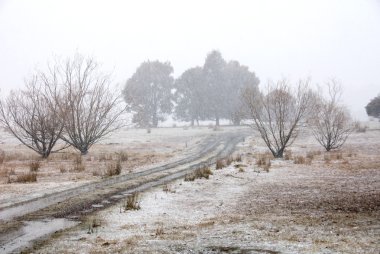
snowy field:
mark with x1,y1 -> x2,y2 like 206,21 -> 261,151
23,123 -> 380,254
0,126 -> 238,208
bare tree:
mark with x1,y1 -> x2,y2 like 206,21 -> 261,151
44,54 -> 126,155
243,79 -> 314,158
311,80 -> 352,151
0,77 -> 67,158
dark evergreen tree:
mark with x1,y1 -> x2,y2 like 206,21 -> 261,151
224,60 -> 260,125
123,61 -> 174,128
365,95 -> 380,119
174,67 -> 206,126
202,50 -> 227,126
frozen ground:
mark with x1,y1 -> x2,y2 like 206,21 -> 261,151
32,126 -> 380,254
0,126 -> 228,208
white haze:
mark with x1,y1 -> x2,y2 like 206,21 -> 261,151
0,0 -> 379,120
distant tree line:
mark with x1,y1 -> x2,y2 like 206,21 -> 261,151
123,50 -> 259,127
0,50 -> 357,159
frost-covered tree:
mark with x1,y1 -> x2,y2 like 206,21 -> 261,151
311,80 -> 352,151
123,61 -> 174,128
243,79 -> 314,158
174,67 -> 206,126
202,50 -> 227,126
44,54 -> 126,155
0,77 -> 67,158
365,94 -> 380,120
224,60 -> 260,125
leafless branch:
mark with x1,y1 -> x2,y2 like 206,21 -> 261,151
243,78 -> 314,158
310,79 -> 352,151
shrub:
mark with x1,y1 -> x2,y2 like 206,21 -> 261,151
29,161 -> 41,172
123,192 -> 140,211
13,172 -> 37,183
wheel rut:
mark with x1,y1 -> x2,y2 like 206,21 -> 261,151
0,130 -> 248,253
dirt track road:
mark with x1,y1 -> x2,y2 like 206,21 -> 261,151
0,129 -> 248,253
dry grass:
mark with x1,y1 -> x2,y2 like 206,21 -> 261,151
73,162 -> 86,172
234,154 -> 242,162
284,150 -> 292,160
12,172 -> 37,183
306,151 -> 314,160
72,155 -> 86,172
324,154 -> 331,164
185,166 -> 213,181
116,151 -> 128,162
99,153 -> 113,161
0,149 -> 5,164
293,155 -> 306,164
354,122 -> 367,133
226,156 -> 233,166
256,153 -> 272,172
29,161 -> 41,172
106,160 -> 122,176
123,192 -> 141,211
215,159 -> 226,169
59,164 -> 67,173
324,152 -> 343,163
162,184 -> 175,193
86,216 -> 102,234
155,223 -> 165,237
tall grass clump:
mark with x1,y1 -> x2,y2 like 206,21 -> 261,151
106,160 -> 122,176
29,161 -> 41,172
123,192 -> 141,211
256,153 -> 272,172
185,166 -> 213,181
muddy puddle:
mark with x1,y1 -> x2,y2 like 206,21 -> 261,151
0,218 -> 78,254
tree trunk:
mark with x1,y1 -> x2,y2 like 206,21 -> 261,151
190,118 -> 194,127
152,113 -> 158,128
274,148 -> 284,158
80,149 -> 88,155
216,116 -> 220,126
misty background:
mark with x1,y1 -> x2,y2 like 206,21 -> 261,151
0,0 -> 379,120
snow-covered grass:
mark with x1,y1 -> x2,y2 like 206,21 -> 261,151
34,127 -> 380,254
0,126 -> 246,209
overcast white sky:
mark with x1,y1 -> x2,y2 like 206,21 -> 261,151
0,0 -> 379,120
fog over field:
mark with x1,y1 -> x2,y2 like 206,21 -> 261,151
0,0 -> 379,120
